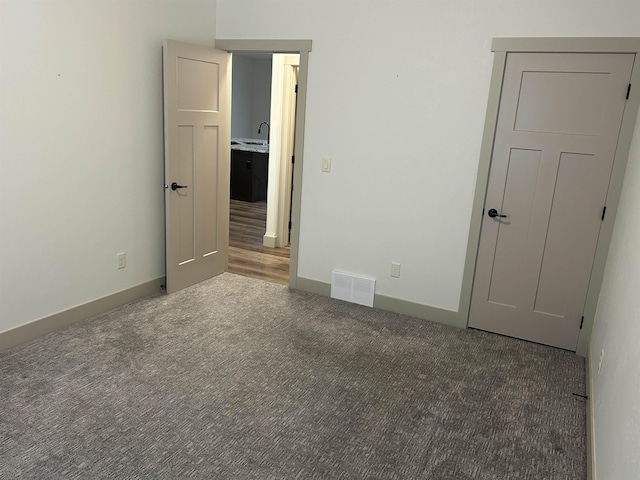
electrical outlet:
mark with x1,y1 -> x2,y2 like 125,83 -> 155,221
321,156 -> 331,173
598,349 -> 605,374
117,252 -> 126,270
390,262 -> 401,278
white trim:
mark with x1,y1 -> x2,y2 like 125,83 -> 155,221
276,56 -> 299,247
262,233 -> 278,248
264,54 -> 299,248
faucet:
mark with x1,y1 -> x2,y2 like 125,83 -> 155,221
258,122 -> 270,144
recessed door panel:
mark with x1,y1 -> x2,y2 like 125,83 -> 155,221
514,72 -> 609,135
201,125 -> 219,256
488,148 -> 541,307
177,125 -> 195,264
470,52 -> 633,350
534,152 -> 601,318
177,57 -> 219,112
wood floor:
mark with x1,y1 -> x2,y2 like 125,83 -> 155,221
228,199 -> 290,285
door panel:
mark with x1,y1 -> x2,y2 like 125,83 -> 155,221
201,126 -> 219,256
176,125 -> 195,265
488,148 -> 542,308
533,152 -> 597,317
177,57 -> 220,111
164,40 -> 231,294
514,71 -> 610,135
470,52 -> 634,350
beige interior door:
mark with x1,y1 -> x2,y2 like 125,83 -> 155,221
163,40 -> 231,294
469,52 -> 634,350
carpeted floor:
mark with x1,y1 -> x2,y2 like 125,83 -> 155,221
0,273 -> 586,479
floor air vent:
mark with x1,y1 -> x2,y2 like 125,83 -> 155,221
330,271 -> 376,307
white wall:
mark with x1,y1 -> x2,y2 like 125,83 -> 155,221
231,55 -> 272,139
217,2 -> 640,479
231,55 -> 254,137
0,0 -> 217,333
590,108 -> 640,480
251,59 -> 272,141
217,0 -> 640,312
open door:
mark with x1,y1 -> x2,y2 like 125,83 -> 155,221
163,40 -> 231,294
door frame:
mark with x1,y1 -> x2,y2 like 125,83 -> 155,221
262,54 -> 299,249
460,38 -> 640,356
273,55 -> 299,248
215,39 -> 311,291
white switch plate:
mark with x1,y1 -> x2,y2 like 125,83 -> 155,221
117,252 -> 126,270
321,156 -> 331,173
390,262 -> 401,278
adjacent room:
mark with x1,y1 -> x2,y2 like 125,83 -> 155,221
227,52 -> 296,285
1,1 -> 639,479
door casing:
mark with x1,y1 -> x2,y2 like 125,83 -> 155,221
461,38 -> 640,356
215,39 -> 311,291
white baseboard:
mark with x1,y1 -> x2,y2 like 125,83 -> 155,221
586,344 -> 596,480
0,277 -> 165,352
263,233 -> 278,248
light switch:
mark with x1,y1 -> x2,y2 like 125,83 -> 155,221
322,156 -> 331,173
390,262 -> 401,278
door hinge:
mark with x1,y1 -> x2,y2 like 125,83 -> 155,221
601,206 -> 607,221
288,221 -> 292,230
627,83 -> 632,100
292,155 -> 295,164
580,316 -> 584,329
295,84 -> 298,94
482,207 -> 485,216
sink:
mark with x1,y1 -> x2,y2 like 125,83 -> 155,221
231,138 -> 269,153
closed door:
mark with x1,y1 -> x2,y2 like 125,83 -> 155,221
163,40 -> 231,294
469,52 -> 634,350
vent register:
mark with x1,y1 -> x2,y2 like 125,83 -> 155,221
330,271 -> 376,308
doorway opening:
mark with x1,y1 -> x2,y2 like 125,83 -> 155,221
222,45 -> 305,286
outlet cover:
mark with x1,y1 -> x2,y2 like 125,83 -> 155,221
390,262 -> 401,278
117,252 -> 126,270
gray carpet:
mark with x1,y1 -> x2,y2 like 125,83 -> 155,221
0,273 -> 586,479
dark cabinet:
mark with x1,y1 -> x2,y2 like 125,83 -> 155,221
230,150 -> 268,202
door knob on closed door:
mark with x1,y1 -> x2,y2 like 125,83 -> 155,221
487,208 -> 507,218
171,182 -> 188,190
